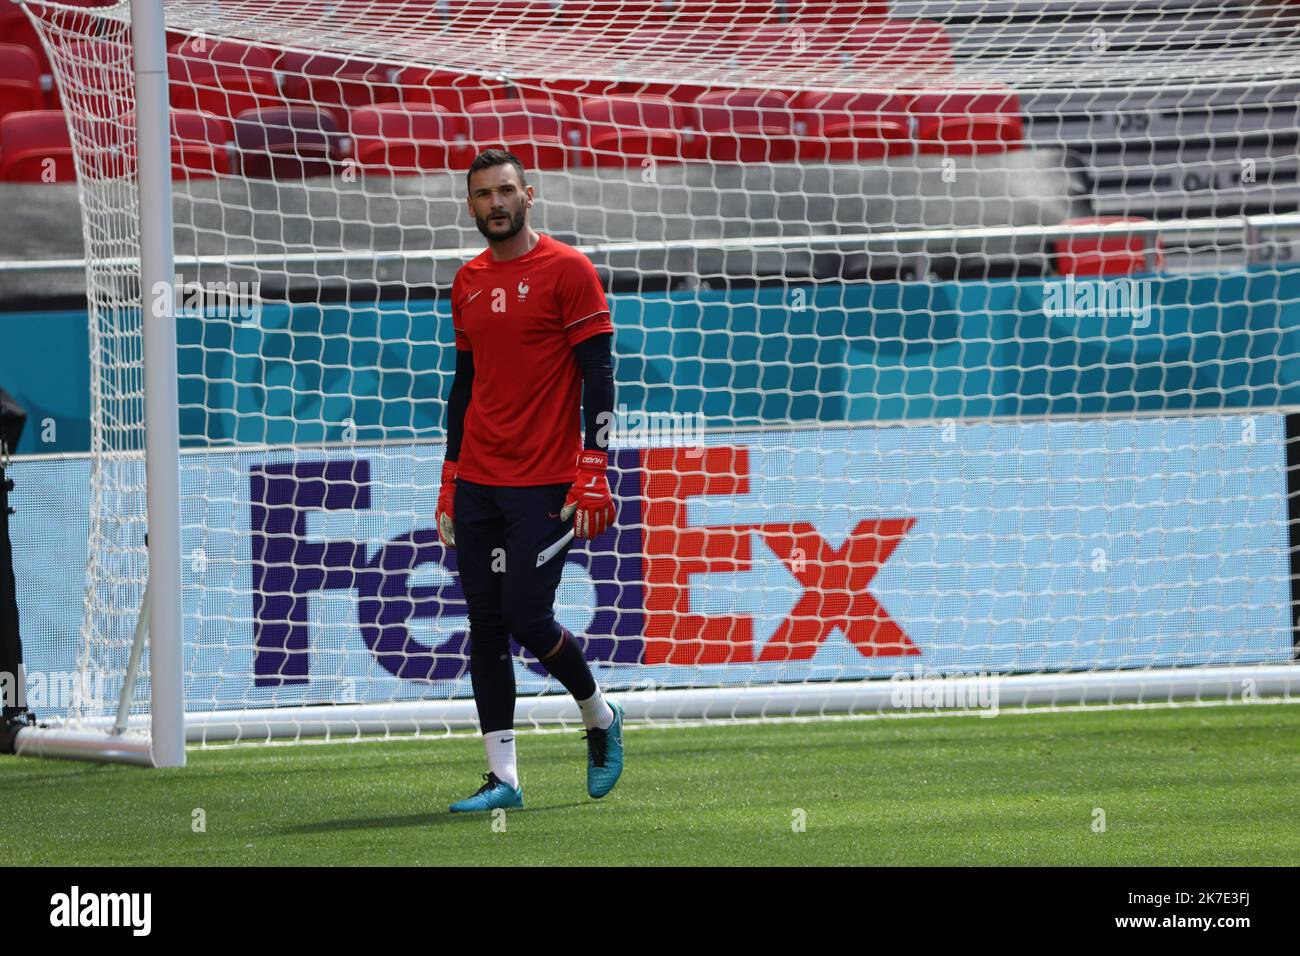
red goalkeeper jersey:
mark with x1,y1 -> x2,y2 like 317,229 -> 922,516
451,232 -> 613,486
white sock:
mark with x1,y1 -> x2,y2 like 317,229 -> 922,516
483,730 -> 519,790
577,688 -> 615,730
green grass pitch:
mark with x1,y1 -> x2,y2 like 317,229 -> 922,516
1,702 -> 1297,866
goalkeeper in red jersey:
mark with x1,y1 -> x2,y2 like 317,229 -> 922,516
438,150 -> 623,813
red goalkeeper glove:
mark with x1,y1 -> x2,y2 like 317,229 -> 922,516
436,459 -> 457,548
560,450 -> 616,539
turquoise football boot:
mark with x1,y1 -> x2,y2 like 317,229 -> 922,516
448,772 -> 524,813
584,700 -> 625,799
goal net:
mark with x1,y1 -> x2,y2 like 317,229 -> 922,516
12,0 -> 1300,763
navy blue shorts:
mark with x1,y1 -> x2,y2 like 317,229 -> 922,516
453,477 -> 574,655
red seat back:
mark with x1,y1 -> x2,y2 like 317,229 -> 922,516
169,109 -> 233,177
394,69 -> 508,112
350,103 -> 465,142
694,90 -> 794,135
466,98 -> 571,142
692,90 -> 797,162
277,53 -> 400,126
579,94 -> 695,165
0,109 -> 74,182
466,99 -> 572,168
797,89 -> 908,137
233,107 -> 338,178
908,85 -> 1024,154
349,103 -> 471,173
168,38 -> 279,117
0,44 -> 44,120
580,94 -> 680,131
511,77 -> 621,122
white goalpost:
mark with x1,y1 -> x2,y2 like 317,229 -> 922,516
7,0 -> 1300,764
10,0 -> 184,765
133,0 -> 185,768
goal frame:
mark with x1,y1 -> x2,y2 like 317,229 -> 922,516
11,0 -> 183,767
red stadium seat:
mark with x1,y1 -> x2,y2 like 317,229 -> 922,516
395,68 -> 510,113
1051,216 -> 1165,276
168,110 -> 233,178
466,98 -> 573,170
918,113 -> 1023,155
168,38 -> 280,119
580,94 -> 698,166
0,0 -> 110,71
116,109 -> 233,179
58,37 -> 133,89
170,37 -> 276,76
512,77 -> 622,127
796,89 -> 912,161
349,103 -> 473,174
907,86 -> 1024,155
0,109 -> 75,182
613,80 -> 713,105
276,52 -> 401,129
40,36 -> 135,111
0,5 -> 47,74
692,89 -> 798,163
233,107 -> 339,179
0,44 -> 44,122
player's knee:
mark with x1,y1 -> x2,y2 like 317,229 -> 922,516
466,604 -> 506,634
501,603 -> 550,642
468,628 -> 509,660
510,618 -> 563,660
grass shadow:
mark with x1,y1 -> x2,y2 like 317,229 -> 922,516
278,801 -> 592,835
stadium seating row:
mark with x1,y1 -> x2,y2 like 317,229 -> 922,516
0,16 -> 955,116
0,86 -> 1025,182
0,10 -> 983,180
0,2 -> 895,71
156,31 -> 956,137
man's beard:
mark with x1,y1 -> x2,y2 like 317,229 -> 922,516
475,206 -> 526,242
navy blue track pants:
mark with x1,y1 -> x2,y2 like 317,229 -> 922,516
453,477 -> 576,659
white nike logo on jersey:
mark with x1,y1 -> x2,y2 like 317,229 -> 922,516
466,289 -> 483,304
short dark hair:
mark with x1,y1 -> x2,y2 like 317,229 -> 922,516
467,149 -> 527,193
